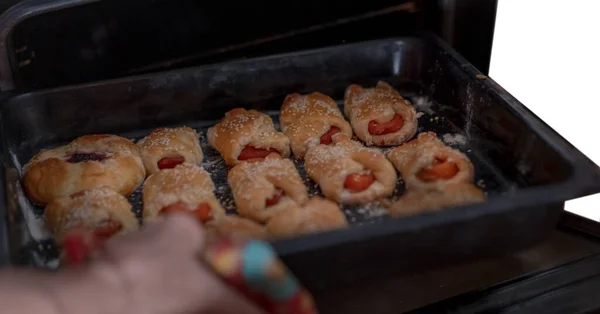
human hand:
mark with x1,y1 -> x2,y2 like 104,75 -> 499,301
57,214 -> 264,314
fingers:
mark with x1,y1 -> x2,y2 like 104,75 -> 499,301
103,213 -> 205,262
92,214 -> 267,314
199,271 -> 266,314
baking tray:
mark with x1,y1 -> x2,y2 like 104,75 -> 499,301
2,34 -> 600,287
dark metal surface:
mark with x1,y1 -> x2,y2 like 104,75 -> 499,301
0,0 -> 418,90
0,0 -> 499,91
402,213 -> 600,314
422,0 -> 498,74
3,98 -> 516,268
2,37 -> 600,289
314,227 -> 600,313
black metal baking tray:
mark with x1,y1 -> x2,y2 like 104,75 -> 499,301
2,34 -> 600,286
309,212 -> 600,313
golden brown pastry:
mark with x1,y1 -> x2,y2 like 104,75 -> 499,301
280,92 -> 353,159
142,163 -> 225,223
388,183 -> 485,217
228,153 -> 308,223
266,197 -> 348,239
205,215 -> 268,241
304,133 -> 397,204
23,134 -> 146,205
44,188 -> 138,242
207,108 -> 290,166
386,132 -> 475,191
344,81 -> 417,146
137,126 -> 203,175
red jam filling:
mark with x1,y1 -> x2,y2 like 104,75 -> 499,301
416,157 -> 459,182
238,146 -> 279,161
265,188 -> 284,207
157,155 -> 185,170
62,232 -> 92,266
320,126 -> 341,145
344,173 -> 375,192
368,114 -> 404,135
161,202 -> 213,223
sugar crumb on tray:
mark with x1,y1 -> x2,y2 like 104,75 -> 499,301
442,133 -> 467,146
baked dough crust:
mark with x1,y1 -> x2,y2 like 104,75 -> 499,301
205,215 -> 268,241
207,108 -> 290,166
137,126 -> 203,175
23,134 -> 146,205
280,92 -> 352,158
386,132 -> 475,191
305,134 -> 397,204
388,183 -> 485,217
266,197 -> 348,238
228,153 -> 308,223
142,163 -> 225,222
344,81 -> 417,146
44,188 -> 138,242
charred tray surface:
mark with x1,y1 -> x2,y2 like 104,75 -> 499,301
2,35 -> 599,285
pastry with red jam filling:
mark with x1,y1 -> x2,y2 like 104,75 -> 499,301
137,126 -> 203,175
207,108 -> 290,166
386,132 -> 475,191
388,183 -> 485,217
205,215 -> 268,242
23,134 -> 145,205
44,188 -> 138,244
344,81 -> 417,146
280,92 -> 352,159
266,197 -> 348,239
228,153 -> 308,223
305,133 -> 397,204
142,163 -> 225,224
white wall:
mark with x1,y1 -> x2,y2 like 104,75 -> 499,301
490,0 -> 600,220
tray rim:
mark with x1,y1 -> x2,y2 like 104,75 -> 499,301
1,34 -> 600,261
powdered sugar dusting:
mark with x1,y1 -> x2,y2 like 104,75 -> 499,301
203,156 -> 226,172
221,113 -> 251,132
412,96 -> 434,114
304,140 -> 369,177
442,133 -> 468,146
230,157 -> 299,202
314,99 -> 343,117
17,104 -> 504,269
287,95 -> 309,114
60,188 -> 130,230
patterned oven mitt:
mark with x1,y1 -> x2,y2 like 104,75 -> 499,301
204,236 -> 317,314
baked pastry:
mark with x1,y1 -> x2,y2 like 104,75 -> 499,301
207,108 -> 290,166
304,133 -> 397,204
137,126 -> 203,175
44,188 -> 138,242
23,134 -> 146,205
228,153 -> 308,223
266,197 -> 348,239
142,163 -> 225,223
344,81 -> 417,146
388,183 -> 485,217
205,215 -> 268,241
386,132 -> 475,191
280,92 -> 353,158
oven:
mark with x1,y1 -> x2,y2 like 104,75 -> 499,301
2,1 -> 600,313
